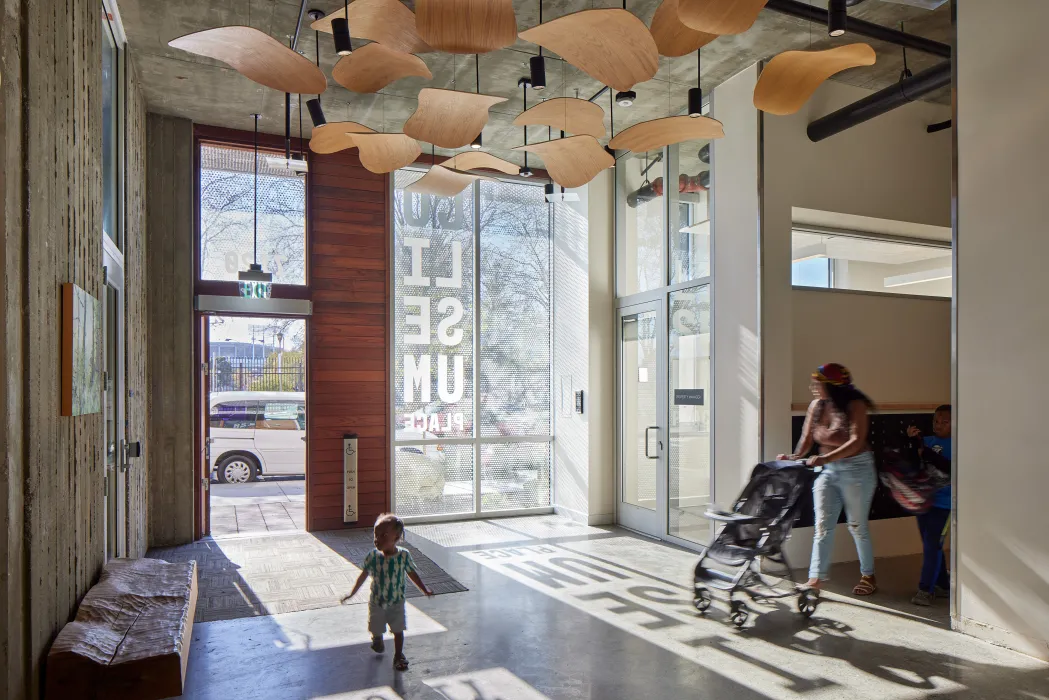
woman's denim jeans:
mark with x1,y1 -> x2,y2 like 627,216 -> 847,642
808,452 -> 877,580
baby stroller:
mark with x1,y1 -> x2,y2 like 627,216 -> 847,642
693,460 -> 819,627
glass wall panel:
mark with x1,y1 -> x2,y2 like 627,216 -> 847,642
395,444 -> 474,517
479,180 -> 552,438
393,170 -> 476,441
617,150 -> 665,295
669,143 -> 711,283
199,144 -> 307,284
102,20 -> 119,246
392,172 -> 555,518
668,286 -> 711,544
621,310 -> 659,511
480,442 -> 552,512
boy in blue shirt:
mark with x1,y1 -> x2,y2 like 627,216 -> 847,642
907,405 -> 952,606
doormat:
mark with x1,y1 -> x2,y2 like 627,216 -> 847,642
148,530 -> 467,623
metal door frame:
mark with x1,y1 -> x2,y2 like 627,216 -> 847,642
615,298 -> 667,539
103,240 -> 127,560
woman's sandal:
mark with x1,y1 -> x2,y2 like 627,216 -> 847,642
853,575 -> 877,596
393,654 -> 409,671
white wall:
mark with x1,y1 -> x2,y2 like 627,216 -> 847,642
956,0 -> 1049,661
763,77 -> 952,568
710,65 -> 763,510
763,78 -> 953,458
552,171 -> 615,525
791,290 -> 951,406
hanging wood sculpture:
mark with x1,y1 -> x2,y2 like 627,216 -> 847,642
349,133 -> 422,173
332,43 -> 432,93
169,26 -> 327,95
518,9 -> 659,93
407,164 -> 494,196
308,121 -> 375,154
676,0 -> 768,36
311,0 -> 433,54
513,98 -> 607,139
403,88 -> 508,149
415,0 -> 518,54
515,135 -> 614,188
650,0 -> 719,57
608,115 -> 725,152
446,152 -> 521,175
753,44 -> 877,115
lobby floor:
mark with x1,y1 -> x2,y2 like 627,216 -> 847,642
174,516 -> 1048,699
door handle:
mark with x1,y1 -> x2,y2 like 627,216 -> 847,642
644,426 -> 660,459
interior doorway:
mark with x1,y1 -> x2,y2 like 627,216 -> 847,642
204,315 -> 307,536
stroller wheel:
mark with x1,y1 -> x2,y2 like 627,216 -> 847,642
693,588 -> 712,613
729,600 -> 749,628
797,589 -> 819,617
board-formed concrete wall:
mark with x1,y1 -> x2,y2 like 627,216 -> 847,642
0,2 -> 150,697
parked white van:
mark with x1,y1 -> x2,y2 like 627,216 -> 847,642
209,391 -> 305,483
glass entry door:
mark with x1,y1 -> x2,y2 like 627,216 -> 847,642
618,301 -> 665,537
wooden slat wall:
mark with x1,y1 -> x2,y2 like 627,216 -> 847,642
146,114 -> 196,547
125,63 -> 150,558
308,151 -> 391,531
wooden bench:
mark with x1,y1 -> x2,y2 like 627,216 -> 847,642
46,558 -> 198,700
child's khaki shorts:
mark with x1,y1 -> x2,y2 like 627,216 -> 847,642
368,601 -> 407,636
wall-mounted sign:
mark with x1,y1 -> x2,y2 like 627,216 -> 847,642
674,389 -> 705,406
343,433 -> 358,523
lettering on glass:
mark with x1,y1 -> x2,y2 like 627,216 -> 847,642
399,231 -> 468,437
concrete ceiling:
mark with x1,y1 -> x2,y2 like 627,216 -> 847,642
119,0 -> 952,166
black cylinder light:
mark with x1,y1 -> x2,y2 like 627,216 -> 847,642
471,132 -> 482,150
698,143 -> 710,164
828,0 -> 847,37
616,90 -> 636,107
307,98 -> 326,127
529,56 -> 546,91
332,18 -> 352,55
688,87 -> 703,118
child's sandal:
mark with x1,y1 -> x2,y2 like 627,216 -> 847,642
393,654 -> 409,671
370,637 -> 385,653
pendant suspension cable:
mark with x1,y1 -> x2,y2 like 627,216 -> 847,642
475,53 -> 480,93
298,95 -> 303,158
523,80 -> 529,172
315,30 -> 322,100
253,113 -> 260,264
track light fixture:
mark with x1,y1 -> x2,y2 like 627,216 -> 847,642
828,0 -> 847,37
616,90 -> 636,107
308,16 -> 327,126
333,0 -> 352,55
530,56 -> 547,91
688,50 -> 703,118
307,98 -> 326,126
531,0 -> 546,90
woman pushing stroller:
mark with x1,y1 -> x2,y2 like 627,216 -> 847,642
778,363 -> 878,597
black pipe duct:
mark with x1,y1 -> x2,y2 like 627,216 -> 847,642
927,119 -> 952,133
764,0 -> 951,58
807,61 -> 951,142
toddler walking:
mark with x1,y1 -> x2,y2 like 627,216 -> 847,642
344,513 -> 433,670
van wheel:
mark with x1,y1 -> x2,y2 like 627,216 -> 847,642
217,455 -> 258,484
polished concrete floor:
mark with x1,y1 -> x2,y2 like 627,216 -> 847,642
175,516 -> 1048,699
209,479 -> 305,535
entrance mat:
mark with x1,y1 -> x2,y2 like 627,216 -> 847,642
147,530 -> 467,623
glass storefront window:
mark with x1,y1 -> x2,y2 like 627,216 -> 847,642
617,150 -> 665,295
199,144 -> 307,285
669,143 -> 711,283
392,172 -> 554,518
668,286 -> 711,544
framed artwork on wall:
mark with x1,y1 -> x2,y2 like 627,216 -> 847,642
61,283 -> 103,416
